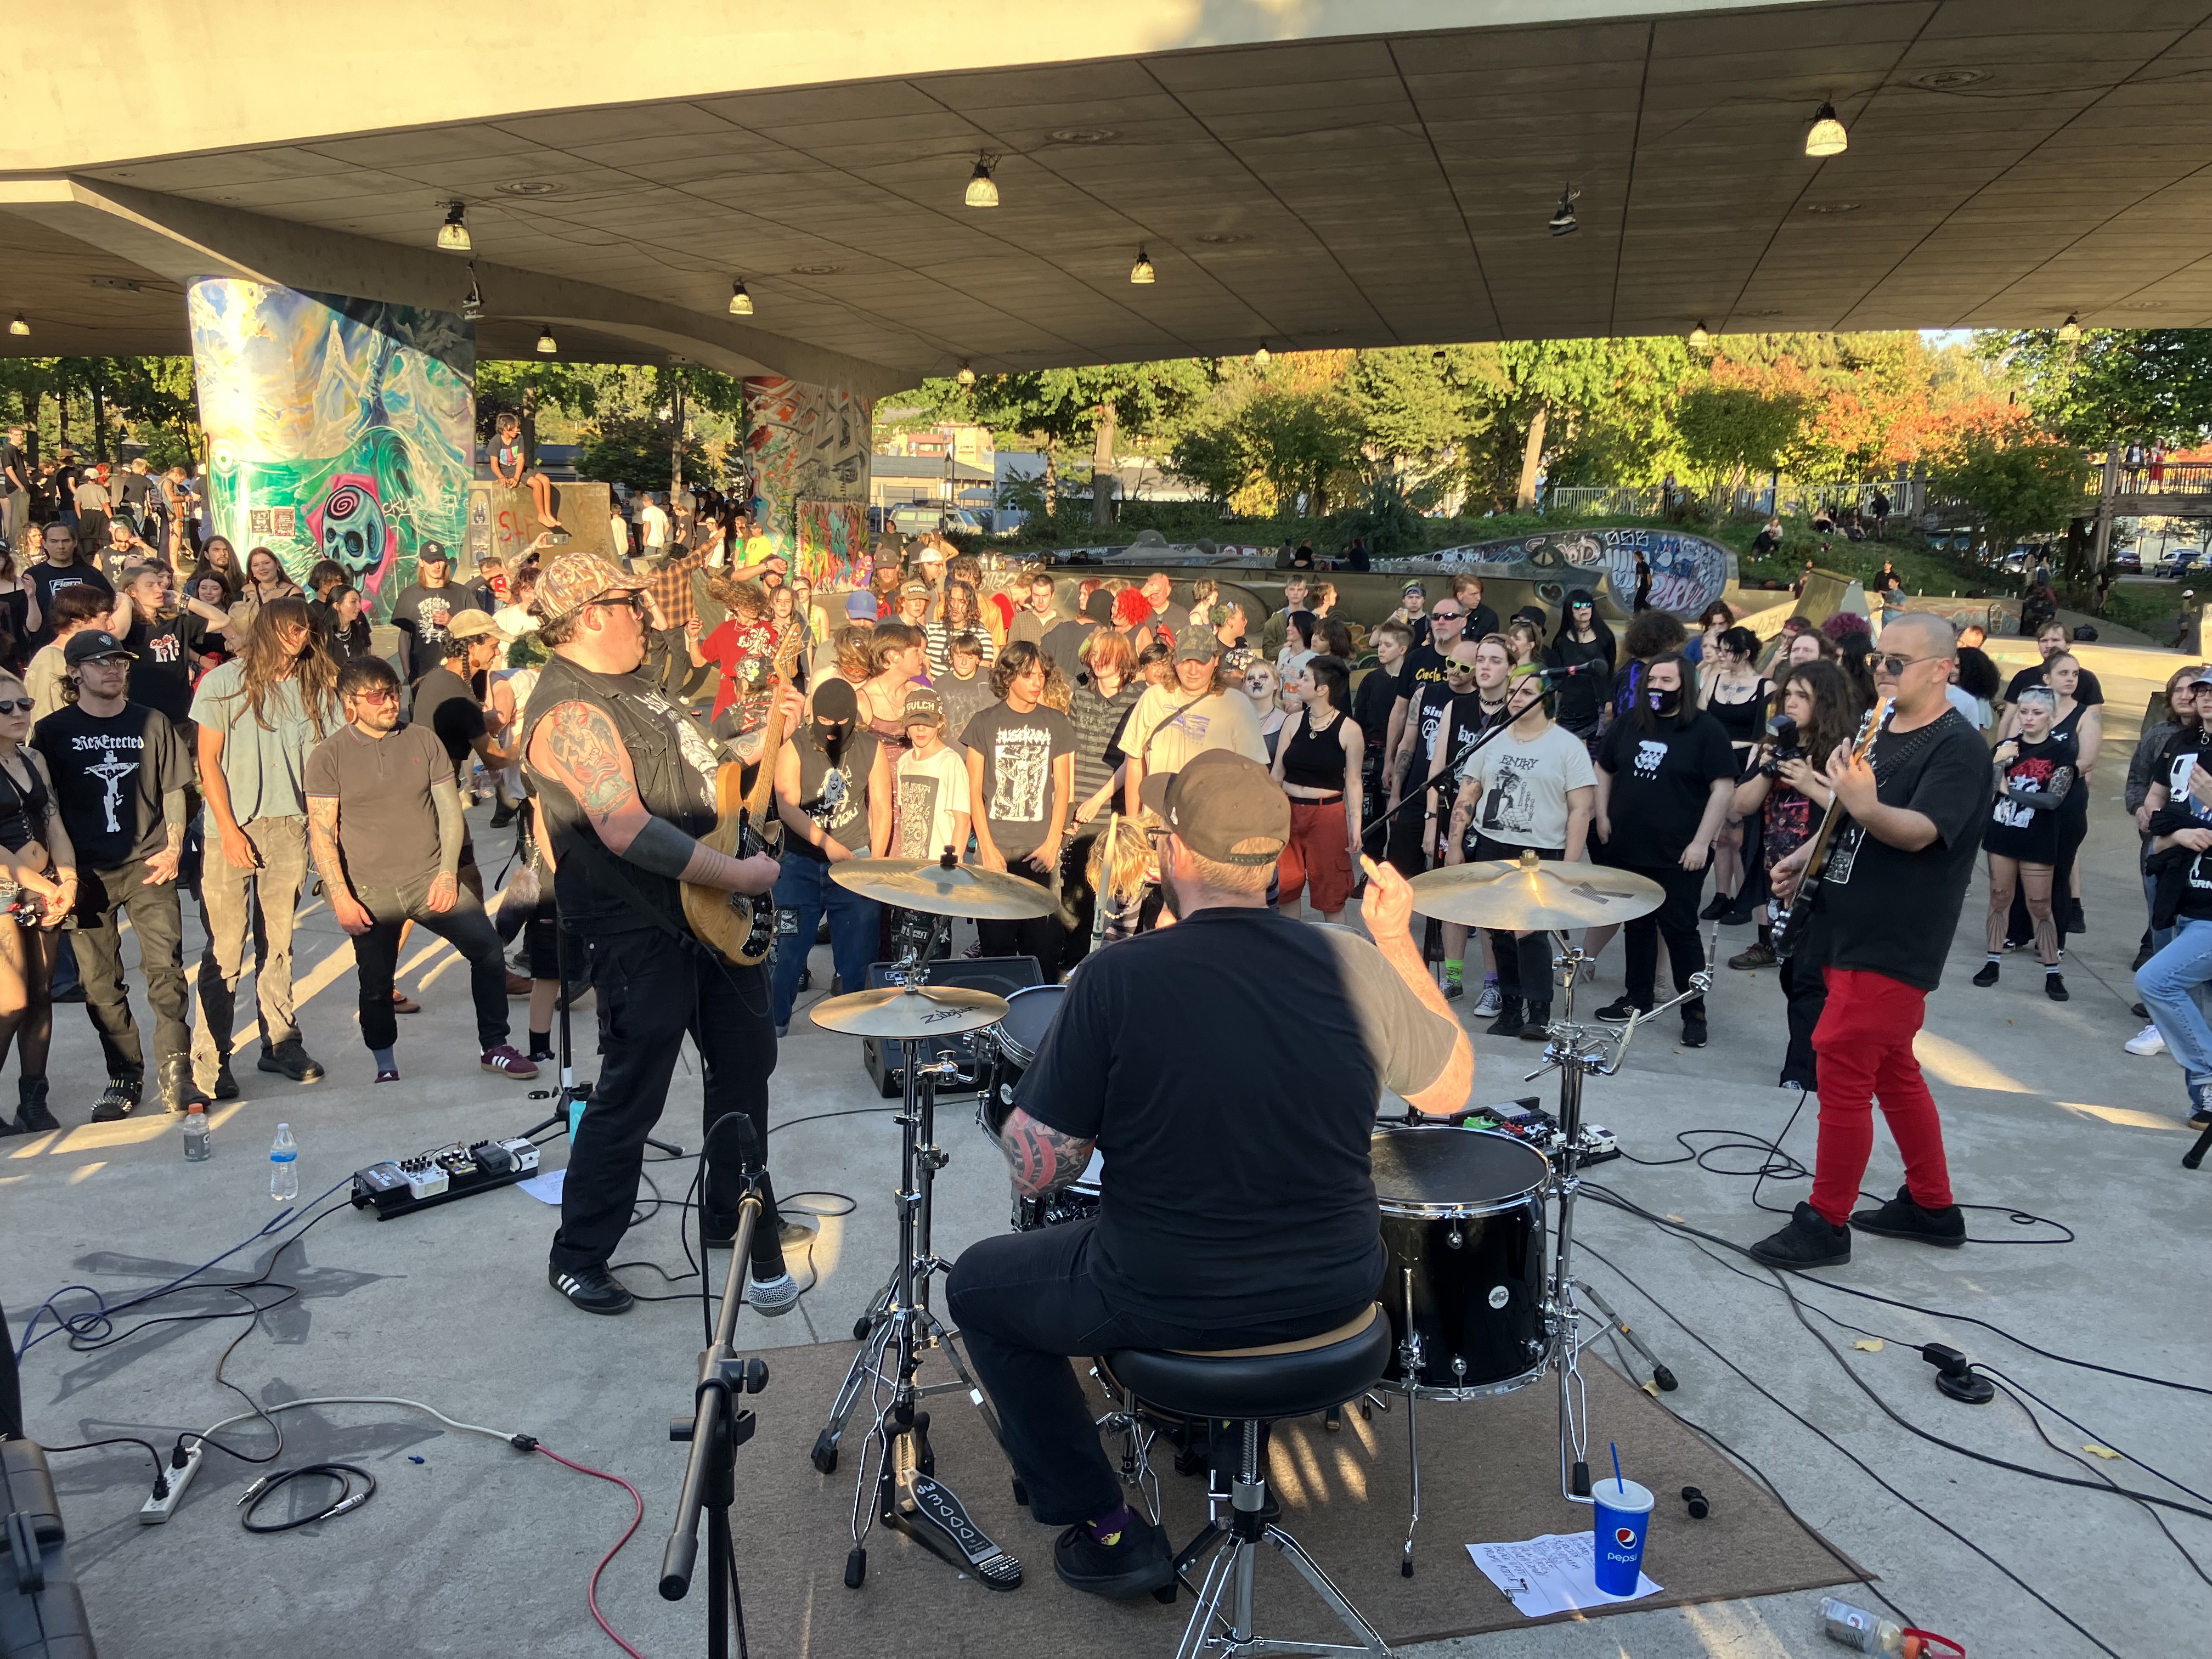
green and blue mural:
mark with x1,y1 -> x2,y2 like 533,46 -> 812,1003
188,279 -> 473,620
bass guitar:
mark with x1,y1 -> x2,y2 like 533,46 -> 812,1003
682,633 -> 801,968
1770,695 -> 1889,961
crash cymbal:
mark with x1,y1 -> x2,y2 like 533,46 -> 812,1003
830,857 -> 1057,919
808,984 -> 1011,1039
1407,849 -> 1664,930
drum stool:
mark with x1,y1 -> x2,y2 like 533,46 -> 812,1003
1104,1305 -> 1395,1659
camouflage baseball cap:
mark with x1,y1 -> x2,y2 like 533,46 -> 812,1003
533,549 -> 645,626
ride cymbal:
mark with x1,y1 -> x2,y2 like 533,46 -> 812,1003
808,984 -> 1011,1038
830,858 -> 1057,919
1406,849 -> 1663,930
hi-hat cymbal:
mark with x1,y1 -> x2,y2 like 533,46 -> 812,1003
830,858 -> 1056,919
1407,851 -> 1664,929
809,984 -> 1011,1039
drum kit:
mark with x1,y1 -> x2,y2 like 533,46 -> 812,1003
796,845 -> 1702,1595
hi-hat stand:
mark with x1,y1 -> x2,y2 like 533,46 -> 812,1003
1527,945 -> 1699,1501
810,913 -> 1022,1593
659,1118 -> 771,1659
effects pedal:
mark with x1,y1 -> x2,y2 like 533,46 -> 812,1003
350,1136 -> 540,1219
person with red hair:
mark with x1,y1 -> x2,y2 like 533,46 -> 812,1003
1112,585 -> 1154,653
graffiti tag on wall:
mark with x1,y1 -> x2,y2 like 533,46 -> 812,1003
1375,527 -> 1732,617
741,376 -> 872,566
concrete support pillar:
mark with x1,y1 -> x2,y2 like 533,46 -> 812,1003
187,278 -> 473,619
740,375 -> 872,586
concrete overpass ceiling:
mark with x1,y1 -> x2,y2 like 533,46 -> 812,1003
9,2 -> 2212,375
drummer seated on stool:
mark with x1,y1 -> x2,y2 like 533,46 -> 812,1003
946,751 -> 1473,1600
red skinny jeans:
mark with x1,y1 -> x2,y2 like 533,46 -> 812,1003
1807,967 -> 1954,1226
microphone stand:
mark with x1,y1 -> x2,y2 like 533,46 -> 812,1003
661,1117 -> 771,1658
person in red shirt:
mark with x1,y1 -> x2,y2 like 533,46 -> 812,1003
695,576 -> 777,723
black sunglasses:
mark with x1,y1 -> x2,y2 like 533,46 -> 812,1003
0,699 -> 30,714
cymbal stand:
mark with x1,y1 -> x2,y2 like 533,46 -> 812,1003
810,911 -> 1021,1593
1522,947 -> 1703,1502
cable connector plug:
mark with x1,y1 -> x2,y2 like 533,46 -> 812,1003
510,1433 -> 540,1452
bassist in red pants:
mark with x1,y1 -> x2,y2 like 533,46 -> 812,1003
1752,615 -> 1991,1269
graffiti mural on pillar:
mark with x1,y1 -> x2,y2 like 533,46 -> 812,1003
188,279 -> 473,619
795,499 -> 867,586
740,376 -> 871,573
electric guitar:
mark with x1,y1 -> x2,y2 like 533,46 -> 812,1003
681,628 -> 802,968
1770,695 -> 1891,961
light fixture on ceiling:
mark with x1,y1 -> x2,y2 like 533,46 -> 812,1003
1548,185 -> 1580,237
1689,320 -> 1711,347
956,363 -> 976,388
535,325 -> 557,356
1130,247 -> 1156,284
1430,348 -> 1447,368
729,279 -> 754,317
965,154 -> 1000,209
1253,342 -> 1270,366
462,265 -> 483,322
1805,101 -> 1848,157
7,314 -> 26,337
437,199 -> 471,252
2058,312 -> 2082,341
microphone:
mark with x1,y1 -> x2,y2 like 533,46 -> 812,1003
1534,659 -> 1605,680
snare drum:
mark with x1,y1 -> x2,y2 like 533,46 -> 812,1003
1370,1126 -> 1551,1400
977,984 -> 1066,1134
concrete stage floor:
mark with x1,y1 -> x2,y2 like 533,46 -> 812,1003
7,639 -> 2210,1657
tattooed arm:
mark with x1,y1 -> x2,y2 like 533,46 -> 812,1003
527,698 -> 778,895
307,794 -> 374,935
995,1106 -> 1097,1198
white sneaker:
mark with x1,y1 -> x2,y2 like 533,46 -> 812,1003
746,1271 -> 801,1317
1472,983 -> 1504,1017
2125,1023 -> 2166,1057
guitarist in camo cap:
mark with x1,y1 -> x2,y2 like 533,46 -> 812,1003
522,549 -> 799,1319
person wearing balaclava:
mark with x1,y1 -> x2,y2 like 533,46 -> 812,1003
1589,649 -> 1739,1050
769,678 -> 891,1034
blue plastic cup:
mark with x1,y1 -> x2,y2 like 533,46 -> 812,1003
1590,1476 -> 1654,1595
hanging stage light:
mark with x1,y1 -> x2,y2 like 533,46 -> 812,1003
437,200 -> 472,252
1689,320 -> 1711,347
729,279 -> 754,316
957,363 -> 976,388
1805,102 -> 1848,158
535,325 -> 558,356
2058,312 -> 2082,342
965,155 -> 1000,208
7,314 -> 27,337
1130,247 -> 1156,284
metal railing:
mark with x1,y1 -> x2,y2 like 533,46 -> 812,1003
2088,461 -> 2212,495
1541,479 -> 1913,519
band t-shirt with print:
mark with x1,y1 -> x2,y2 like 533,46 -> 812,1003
1596,711 -> 1738,865
1458,721 -> 1597,851
960,701 -> 1076,859
31,702 -> 190,870
894,743 -> 972,861
123,609 -> 211,726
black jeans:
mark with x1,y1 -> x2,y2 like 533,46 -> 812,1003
72,859 -> 190,1081
1620,860 -> 1708,1019
351,875 -> 509,1053
1778,950 -> 1825,1092
1473,836 -> 1560,1007
977,856 -> 1063,979
947,1218 -> 1368,1525
550,928 -> 786,1279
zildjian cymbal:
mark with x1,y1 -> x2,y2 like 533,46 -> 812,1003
830,857 -> 1057,919
1406,849 -> 1665,930
808,984 -> 1011,1038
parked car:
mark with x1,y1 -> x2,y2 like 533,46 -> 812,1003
887,503 -> 983,536
2112,546 -> 2143,573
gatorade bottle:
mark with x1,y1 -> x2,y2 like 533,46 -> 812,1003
182,1104 -> 211,1163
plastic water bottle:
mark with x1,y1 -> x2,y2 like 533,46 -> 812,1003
182,1104 -> 210,1163
1820,1598 -> 1905,1653
268,1123 -> 298,1202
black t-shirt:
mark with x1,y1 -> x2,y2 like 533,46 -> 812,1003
1545,635 -> 1615,731
27,561 -> 113,645
31,702 -> 188,870
1804,710 -> 1991,991
123,610 -> 209,726
1463,602 -> 1502,642
2004,661 -> 2103,708
1040,618 -> 1096,686
1597,710 -> 1738,863
389,583 -> 476,680
1351,661 -> 1401,750
411,665 -> 486,772
114,471 -> 151,509
1396,645 -> 1449,708
1983,730 -> 2074,864
0,441 -> 25,494
1411,682 -> 1480,790
1019,907 -> 1457,1328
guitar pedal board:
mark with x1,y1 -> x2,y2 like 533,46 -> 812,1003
350,1136 -> 541,1219
1460,1098 -> 1622,1168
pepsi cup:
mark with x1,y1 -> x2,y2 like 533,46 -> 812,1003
1590,1476 -> 1654,1595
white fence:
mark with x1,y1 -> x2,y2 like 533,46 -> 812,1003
1542,480 -> 1916,520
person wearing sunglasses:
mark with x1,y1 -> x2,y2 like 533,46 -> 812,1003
30,630 -> 199,1122
523,550 -> 795,1321
1752,613 -> 1990,1271
1381,599 -> 1469,831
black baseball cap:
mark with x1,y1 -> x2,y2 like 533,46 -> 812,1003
1139,750 -> 1289,866
64,629 -> 136,665
418,541 -> 450,563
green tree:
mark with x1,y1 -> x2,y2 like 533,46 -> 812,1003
1931,434 -> 2094,566
476,361 -> 606,462
1674,382 -> 1808,510
1980,327 -> 2212,448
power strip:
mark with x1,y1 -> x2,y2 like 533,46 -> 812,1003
350,1136 -> 540,1220
138,1442 -> 204,1523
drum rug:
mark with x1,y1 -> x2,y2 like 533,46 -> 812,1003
729,1338 -> 1865,1654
